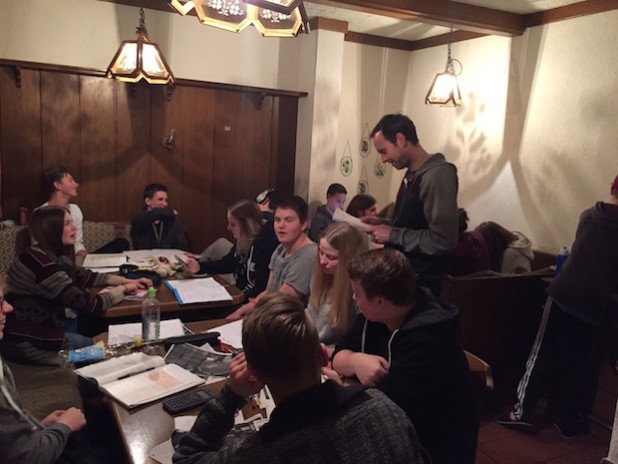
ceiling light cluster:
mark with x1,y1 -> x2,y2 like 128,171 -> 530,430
169,0 -> 309,37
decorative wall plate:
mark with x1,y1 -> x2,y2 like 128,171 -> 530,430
359,123 -> 371,158
340,141 -> 353,177
358,165 -> 369,193
374,159 -> 386,178
340,156 -> 353,176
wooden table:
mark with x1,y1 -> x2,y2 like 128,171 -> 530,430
95,276 -> 244,319
104,320 -> 248,464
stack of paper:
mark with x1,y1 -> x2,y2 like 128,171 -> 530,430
107,319 -> 185,346
83,253 -> 128,273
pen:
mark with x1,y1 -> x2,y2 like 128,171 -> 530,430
118,366 -> 155,380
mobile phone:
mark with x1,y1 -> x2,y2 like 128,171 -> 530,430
163,390 -> 213,414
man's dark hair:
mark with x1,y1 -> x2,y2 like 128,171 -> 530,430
347,248 -> 416,307
42,165 -> 71,198
242,293 -> 321,381
143,183 -> 168,200
370,114 -> 419,145
326,183 -> 347,197
275,195 -> 309,224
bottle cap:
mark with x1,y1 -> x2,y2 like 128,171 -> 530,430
147,287 -> 157,298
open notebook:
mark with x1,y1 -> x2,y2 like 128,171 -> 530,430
75,353 -> 203,408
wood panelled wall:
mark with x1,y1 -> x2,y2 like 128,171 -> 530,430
0,64 -> 301,251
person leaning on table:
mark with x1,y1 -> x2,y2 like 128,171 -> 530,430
1,206 -> 151,366
0,282 -> 93,464
173,293 -> 424,464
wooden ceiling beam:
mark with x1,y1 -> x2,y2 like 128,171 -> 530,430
307,0 -> 525,36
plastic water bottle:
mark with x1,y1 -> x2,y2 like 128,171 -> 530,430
555,246 -> 569,275
58,343 -> 108,367
142,287 -> 160,342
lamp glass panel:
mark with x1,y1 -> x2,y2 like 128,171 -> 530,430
113,43 -> 138,73
253,7 -> 302,37
195,2 -> 253,32
142,43 -> 167,77
426,72 -> 462,106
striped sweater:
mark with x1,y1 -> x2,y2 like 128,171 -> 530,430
3,247 -> 125,361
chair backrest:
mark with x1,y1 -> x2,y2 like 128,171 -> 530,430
465,350 -> 494,396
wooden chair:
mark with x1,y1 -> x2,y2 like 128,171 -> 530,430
465,350 -> 494,397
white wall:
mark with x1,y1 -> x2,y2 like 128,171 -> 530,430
331,13 -> 618,252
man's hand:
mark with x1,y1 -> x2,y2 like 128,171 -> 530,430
124,278 -> 152,289
228,353 -> 263,397
42,410 -> 65,427
360,215 -> 382,225
365,224 -> 392,244
182,257 -> 200,275
55,408 -> 87,432
321,366 -> 343,385
352,353 -> 389,387
122,282 -> 140,295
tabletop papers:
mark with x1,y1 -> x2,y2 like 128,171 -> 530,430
165,277 -> 232,305
207,319 -> 243,350
108,319 -> 185,346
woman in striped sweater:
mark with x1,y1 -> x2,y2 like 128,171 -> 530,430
1,206 -> 151,365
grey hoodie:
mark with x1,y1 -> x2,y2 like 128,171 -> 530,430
501,231 -> 534,274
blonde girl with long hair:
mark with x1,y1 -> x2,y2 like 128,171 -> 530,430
306,222 -> 369,345
184,200 -> 279,302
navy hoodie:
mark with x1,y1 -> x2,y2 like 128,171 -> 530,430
334,287 -> 478,464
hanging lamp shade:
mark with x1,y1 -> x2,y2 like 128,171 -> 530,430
194,0 -> 254,33
106,8 -> 174,85
425,70 -> 461,107
425,40 -> 462,107
252,3 -> 307,37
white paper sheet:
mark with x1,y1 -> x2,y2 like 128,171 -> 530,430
165,278 -> 232,305
108,319 -> 185,346
332,208 -> 371,231
207,319 -> 243,350
83,253 -> 127,268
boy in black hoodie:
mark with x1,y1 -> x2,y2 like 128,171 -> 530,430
332,248 -> 478,464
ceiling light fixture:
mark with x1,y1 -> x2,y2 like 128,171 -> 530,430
168,0 -> 308,36
425,31 -> 462,107
106,8 -> 174,85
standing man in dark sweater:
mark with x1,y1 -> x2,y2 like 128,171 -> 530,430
365,114 -> 458,296
499,173 -> 618,437
130,183 -> 188,250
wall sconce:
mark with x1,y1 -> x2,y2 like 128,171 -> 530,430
162,129 -> 176,149
425,34 -> 462,107
106,8 -> 174,85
